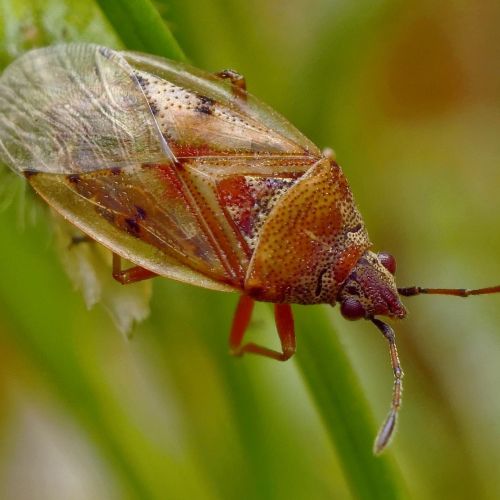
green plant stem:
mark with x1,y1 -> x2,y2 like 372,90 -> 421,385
294,306 -> 405,500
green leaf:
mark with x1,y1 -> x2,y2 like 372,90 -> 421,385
95,0 -> 186,60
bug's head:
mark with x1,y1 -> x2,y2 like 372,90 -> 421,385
337,250 -> 406,321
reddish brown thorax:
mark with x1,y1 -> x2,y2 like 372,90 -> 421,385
245,158 -> 372,305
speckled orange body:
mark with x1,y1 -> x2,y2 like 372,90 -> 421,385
3,44 -> 500,456
0,44 -> 416,454
0,44 -> 374,307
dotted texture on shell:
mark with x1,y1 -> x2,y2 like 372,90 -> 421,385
245,159 -> 371,304
133,70 -> 309,158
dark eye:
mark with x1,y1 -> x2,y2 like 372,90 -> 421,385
378,252 -> 396,275
340,298 -> 366,321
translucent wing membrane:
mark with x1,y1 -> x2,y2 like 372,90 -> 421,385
0,44 -> 172,174
0,44 -> 319,176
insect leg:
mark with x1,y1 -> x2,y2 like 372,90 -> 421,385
229,296 -> 296,361
371,318 -> 404,454
398,285 -> 500,297
273,304 -> 296,360
229,295 -> 255,353
112,253 -> 157,284
214,69 -> 247,100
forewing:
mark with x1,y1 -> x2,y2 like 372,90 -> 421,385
122,51 -> 321,158
0,44 -> 325,293
28,162 -> 240,290
0,44 -> 172,174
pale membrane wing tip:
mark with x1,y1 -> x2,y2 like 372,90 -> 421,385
0,44 -> 172,175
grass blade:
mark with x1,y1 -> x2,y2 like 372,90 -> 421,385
295,306 -> 405,499
95,0 -> 186,60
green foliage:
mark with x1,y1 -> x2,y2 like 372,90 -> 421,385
1,1 -> 500,499
95,0 -> 185,60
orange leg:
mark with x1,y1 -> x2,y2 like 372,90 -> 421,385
112,253 -> 157,284
229,296 -> 296,361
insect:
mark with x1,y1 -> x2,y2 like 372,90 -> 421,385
1,44 -> 498,453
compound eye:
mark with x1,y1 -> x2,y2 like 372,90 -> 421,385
340,298 -> 366,321
378,252 -> 396,275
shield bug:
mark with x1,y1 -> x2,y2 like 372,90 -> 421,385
1,44 -> 498,454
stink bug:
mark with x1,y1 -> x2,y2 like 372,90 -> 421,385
1,44 -> 498,453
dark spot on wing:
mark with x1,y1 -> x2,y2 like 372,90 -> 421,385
196,95 -> 215,115
68,174 -> 80,184
134,73 -> 150,92
23,170 -> 39,179
135,205 -> 147,220
148,101 -> 159,115
133,74 -> 158,114
125,218 -> 141,236
134,73 -> 146,86
110,167 -> 122,176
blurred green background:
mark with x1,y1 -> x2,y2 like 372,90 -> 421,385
1,1 -> 500,499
